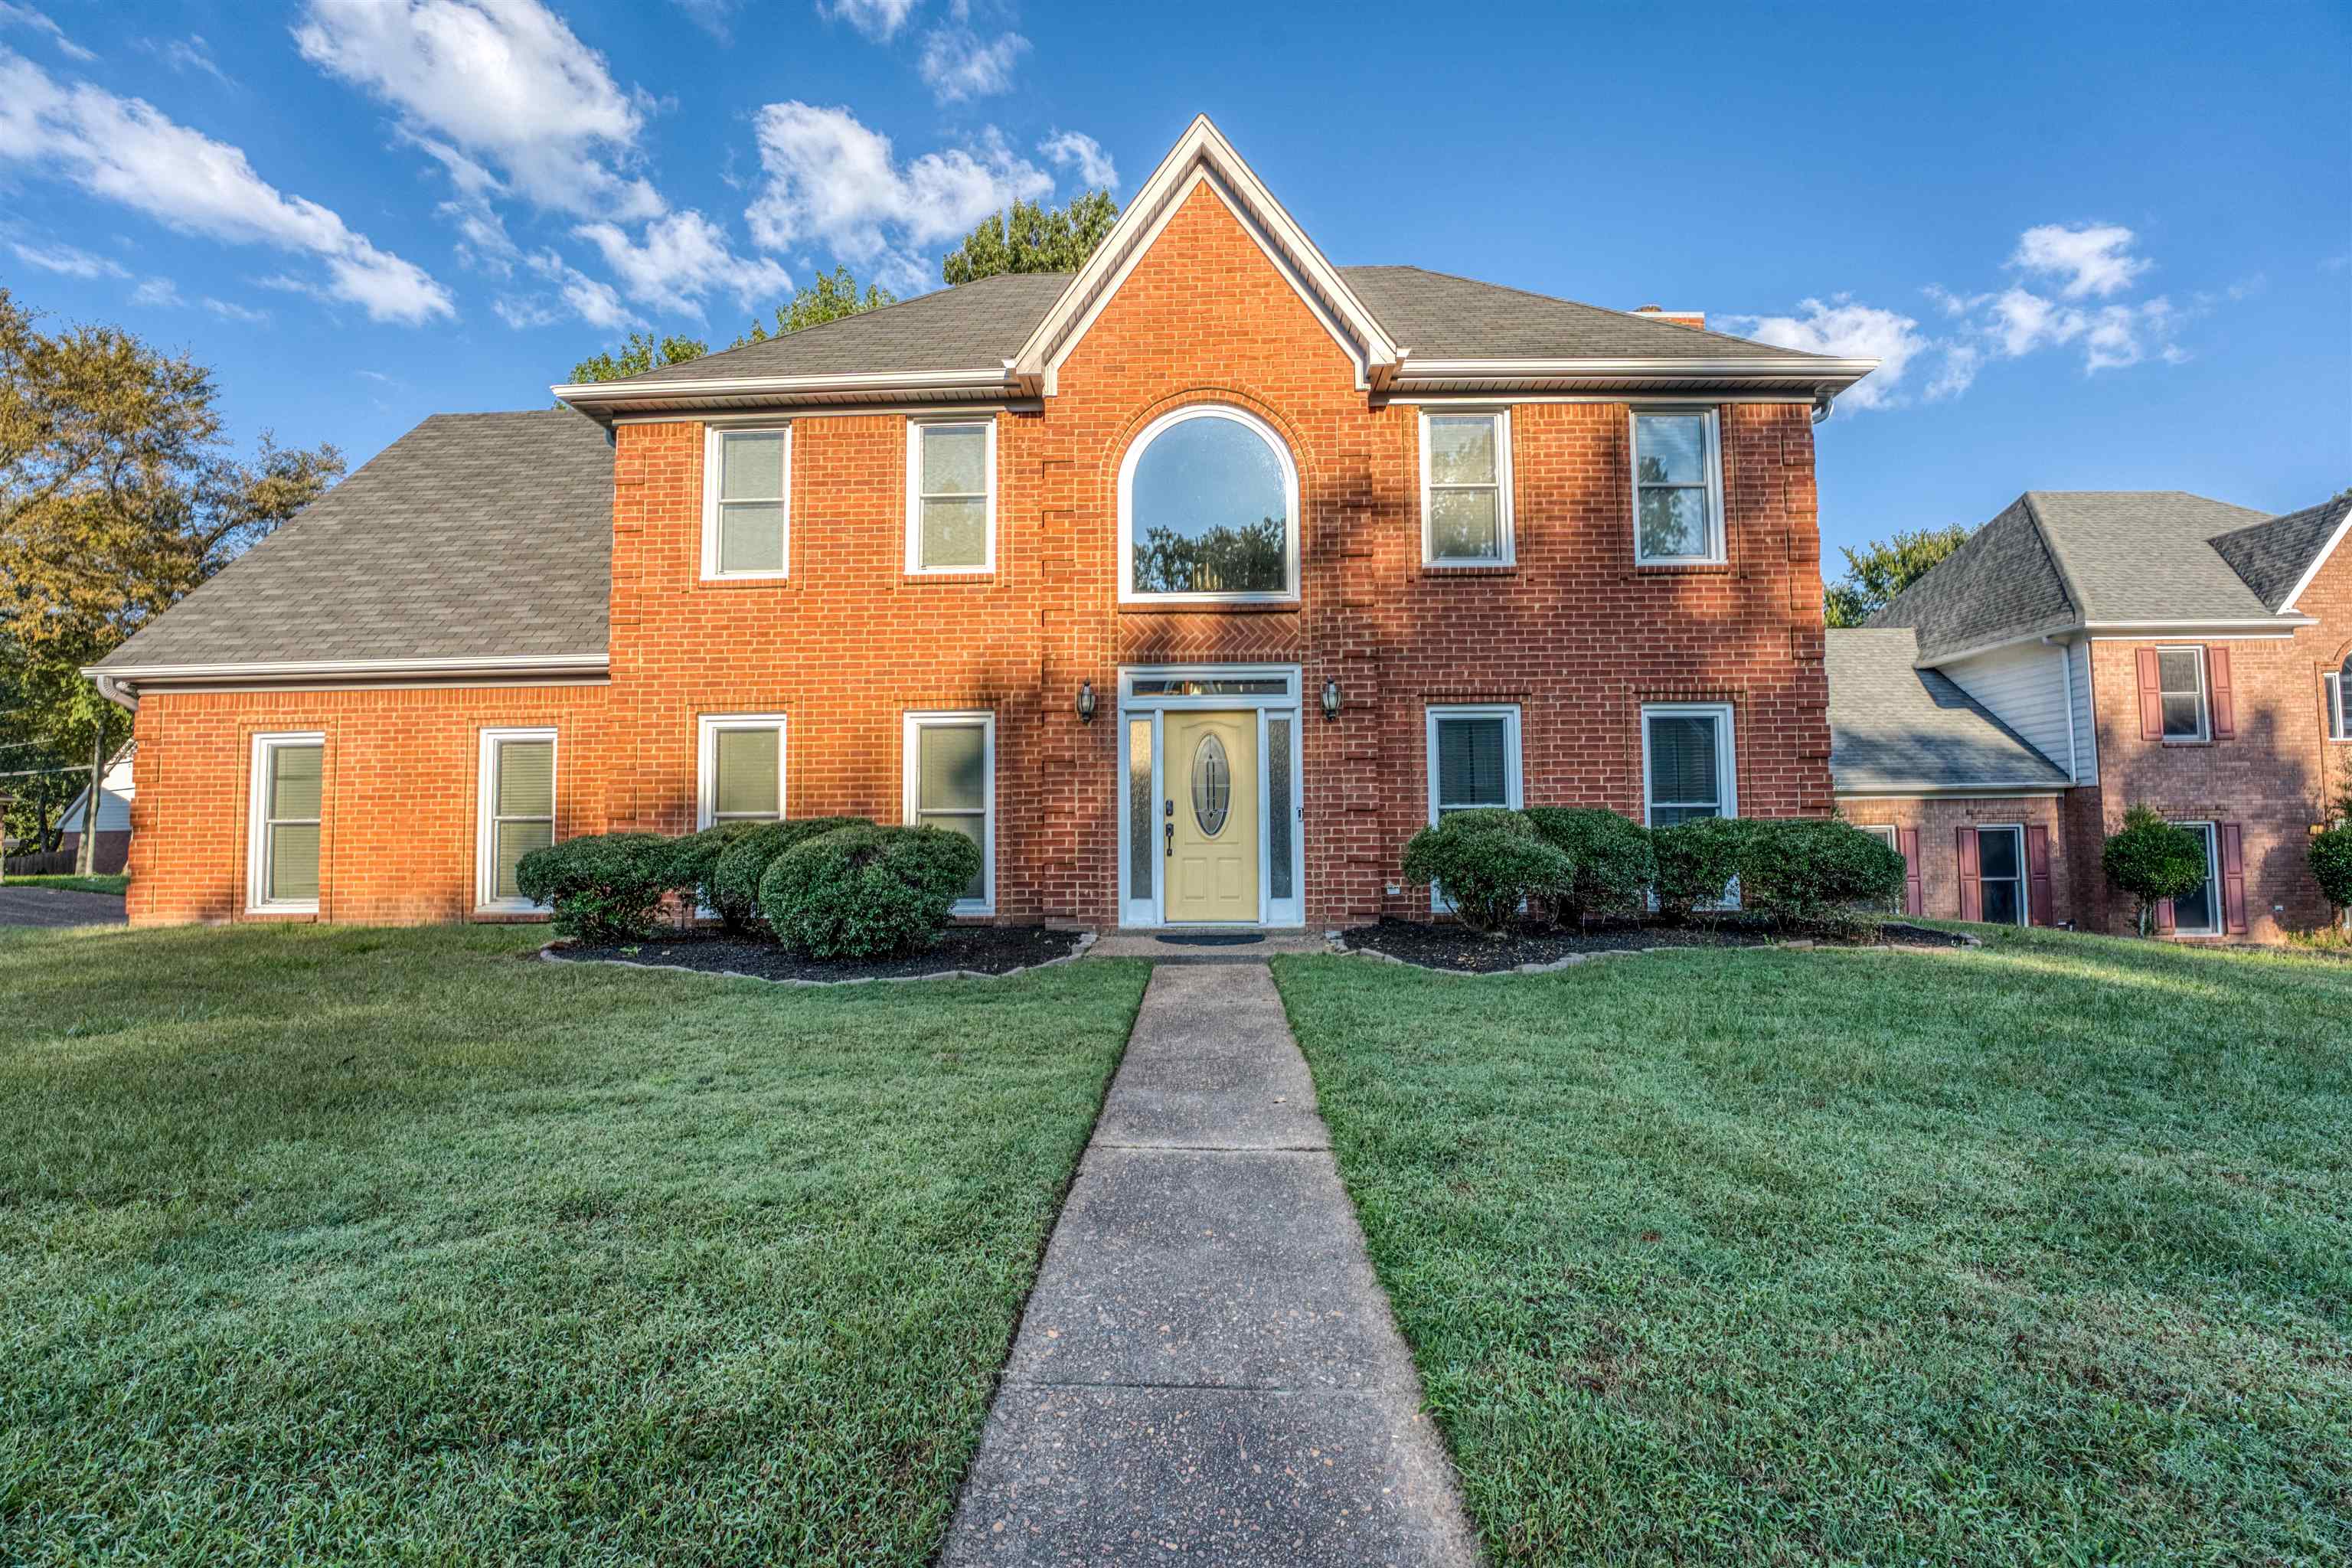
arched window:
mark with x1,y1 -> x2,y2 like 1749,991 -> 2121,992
1119,406 -> 1298,602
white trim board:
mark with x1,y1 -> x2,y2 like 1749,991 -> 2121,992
903,710 -> 997,916
475,727 -> 558,914
246,731 -> 325,916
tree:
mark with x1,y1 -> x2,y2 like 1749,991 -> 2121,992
2102,805 -> 2210,937
2310,785 -> 2352,933
567,330 -> 710,385
0,289 -> 341,870
733,266 -> 896,345
942,191 -> 1119,285
1823,524 -> 1972,627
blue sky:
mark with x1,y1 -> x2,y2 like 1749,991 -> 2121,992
2,0 -> 2344,566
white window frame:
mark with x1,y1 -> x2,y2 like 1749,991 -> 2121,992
1116,404 -> 1301,605
1425,704 -> 1524,916
2326,666 -> 2347,742
701,423 -> 792,581
1640,702 -> 1738,825
1859,824 -> 1897,849
904,416 -> 997,574
1114,665 -> 1305,930
2169,820 -> 2222,936
1975,822 -> 2029,928
1630,407 -> 1726,565
246,731 -> 324,914
1418,407 -> 1514,567
695,713 -> 789,828
2156,645 -> 2210,743
476,727 -> 558,913
903,710 -> 995,916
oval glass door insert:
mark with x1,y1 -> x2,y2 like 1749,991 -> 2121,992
1191,733 -> 1231,836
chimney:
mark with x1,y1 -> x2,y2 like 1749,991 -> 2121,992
1632,304 -> 1707,330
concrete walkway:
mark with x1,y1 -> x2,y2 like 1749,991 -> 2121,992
942,964 -> 1481,1567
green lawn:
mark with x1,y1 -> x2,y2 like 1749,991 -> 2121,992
0,923 -> 1147,1565
1275,928 -> 2352,1565
1,873 -> 128,895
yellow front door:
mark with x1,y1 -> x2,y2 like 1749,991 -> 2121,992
1165,710 -> 1259,923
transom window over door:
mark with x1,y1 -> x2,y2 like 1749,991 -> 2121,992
1642,703 -> 1736,825
1632,410 -> 1723,564
479,729 -> 556,910
905,712 -> 994,913
703,426 -> 789,578
248,733 -> 323,912
1119,406 -> 1298,602
906,419 -> 995,572
697,714 -> 786,827
1420,410 -> 1513,564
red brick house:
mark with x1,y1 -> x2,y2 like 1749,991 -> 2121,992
87,117 -> 1875,931
1831,491 -> 2352,942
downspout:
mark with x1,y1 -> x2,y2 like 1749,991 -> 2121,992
91,671 -> 138,711
1811,391 -> 1835,424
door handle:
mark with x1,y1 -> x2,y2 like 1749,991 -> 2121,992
1164,799 -> 1174,857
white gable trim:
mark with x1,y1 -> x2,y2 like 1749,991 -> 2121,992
2279,505 -> 2352,613
1011,116 -> 1400,397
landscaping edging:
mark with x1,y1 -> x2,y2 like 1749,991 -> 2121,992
541,928 -> 1098,987
1332,923 -> 1978,976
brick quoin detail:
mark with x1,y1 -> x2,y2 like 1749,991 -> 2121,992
124,182 -> 1833,928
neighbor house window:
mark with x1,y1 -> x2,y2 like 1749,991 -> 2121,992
2158,646 -> 2208,742
905,712 -> 994,913
697,714 -> 786,827
1419,409 -> 1513,565
906,418 -> 995,573
2329,662 -> 2348,740
702,425 -> 789,578
1119,405 -> 1298,602
1975,825 -> 2027,926
1632,409 -> 1723,564
1642,703 -> 1736,825
479,728 -> 557,910
247,732 -> 323,913
2169,821 -> 2222,935
1426,705 -> 1523,915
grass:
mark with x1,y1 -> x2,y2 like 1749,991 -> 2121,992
0,922 -> 1148,1565
1274,926 -> 2352,1565
1,873 -> 128,895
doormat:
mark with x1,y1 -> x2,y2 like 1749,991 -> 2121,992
1155,933 -> 1266,946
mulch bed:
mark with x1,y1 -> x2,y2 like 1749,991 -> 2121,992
1341,916 -> 1969,974
552,924 -> 1086,983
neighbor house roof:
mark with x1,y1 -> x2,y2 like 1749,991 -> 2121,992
90,410 -> 612,678
1826,629 -> 2072,793
1872,490 -> 2334,662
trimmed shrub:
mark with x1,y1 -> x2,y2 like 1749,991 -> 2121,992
668,822 -> 769,923
2308,802 -> 2352,931
2102,804 -> 2210,936
1400,808 -> 1573,936
1524,807 -> 1655,925
707,817 -> 870,932
514,832 -> 680,942
1651,815 -> 1757,924
759,824 -> 983,959
1734,818 -> 1906,926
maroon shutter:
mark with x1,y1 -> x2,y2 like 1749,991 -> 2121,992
1955,826 -> 1982,922
2207,646 -> 2235,740
2025,824 -> 2054,927
2155,897 -> 2176,935
1899,826 -> 1924,916
2219,823 -> 2249,935
2135,647 -> 2164,740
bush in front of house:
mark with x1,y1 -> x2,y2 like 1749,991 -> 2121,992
2102,804 -> 2210,936
2308,789 -> 2352,932
758,823 -> 983,959
708,817 -> 871,932
1650,815 -> 1757,924
667,822 -> 773,928
1734,818 -> 1908,926
514,832 -> 682,942
1400,808 -> 1574,936
1524,807 -> 1656,925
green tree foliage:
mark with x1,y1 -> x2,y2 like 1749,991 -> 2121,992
2309,786 -> 2352,929
1823,524 -> 1973,627
733,266 -> 897,345
2102,805 -> 2211,936
567,330 -> 710,385
942,191 -> 1119,285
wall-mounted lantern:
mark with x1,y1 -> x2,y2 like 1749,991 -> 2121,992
1076,680 -> 1097,724
1321,678 -> 1342,720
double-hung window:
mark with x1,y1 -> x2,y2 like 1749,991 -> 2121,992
1632,409 -> 1723,564
479,729 -> 557,910
906,419 -> 995,572
1642,703 -> 1736,825
1419,410 -> 1513,564
247,733 -> 323,913
2158,646 -> 2209,742
2328,660 -> 2349,741
703,426 -> 789,578
697,714 -> 786,828
904,712 -> 994,913
1426,705 -> 1523,914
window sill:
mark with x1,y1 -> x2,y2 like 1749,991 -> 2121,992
242,906 -> 318,922
1630,560 -> 1733,576
2159,738 -> 2214,748
1420,563 -> 1519,578
697,574 -> 793,590
1117,599 -> 1301,616
901,570 -> 996,586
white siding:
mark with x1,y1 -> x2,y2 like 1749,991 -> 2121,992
2067,639 -> 2099,784
1940,643 -> 2077,782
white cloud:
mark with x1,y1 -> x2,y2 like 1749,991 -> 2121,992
142,34 -> 233,87
203,296 -> 270,323
671,0 -> 737,40
2009,222 -> 2150,299
293,0 -> 659,220
0,3 -> 93,63
819,0 -> 919,42
492,292 -> 563,329
525,248 -> 639,328
1728,296 -> 1928,411
0,50 -> 454,324
917,26 -> 1028,103
746,103 -> 1054,289
1037,129 -> 1117,190
574,210 -> 790,313
130,276 -> 184,307
9,239 -> 127,278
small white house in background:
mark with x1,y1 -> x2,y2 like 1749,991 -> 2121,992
54,743 -> 136,874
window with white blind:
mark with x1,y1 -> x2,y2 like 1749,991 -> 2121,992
904,712 -> 994,913
1642,703 -> 1736,825
697,714 -> 786,827
478,729 -> 557,910
906,419 -> 995,572
2157,646 -> 2208,741
1419,409 -> 1513,565
1632,409 -> 1723,564
1425,705 -> 1523,915
247,733 -> 323,912
702,426 -> 789,578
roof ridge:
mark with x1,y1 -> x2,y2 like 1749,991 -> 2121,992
2017,494 -> 2088,627
1342,262 -> 1810,359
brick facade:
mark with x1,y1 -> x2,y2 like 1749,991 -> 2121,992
123,182 -> 1834,928
1838,796 -> 2076,928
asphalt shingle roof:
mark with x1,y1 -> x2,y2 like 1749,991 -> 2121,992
2212,492 -> 2350,612
1867,498 -> 2078,662
2028,491 -> 2272,622
94,410 -> 612,670
1827,628 -> 2071,792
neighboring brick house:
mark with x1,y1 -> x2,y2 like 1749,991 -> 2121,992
1831,490 -> 2352,942
86,117 -> 1876,931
